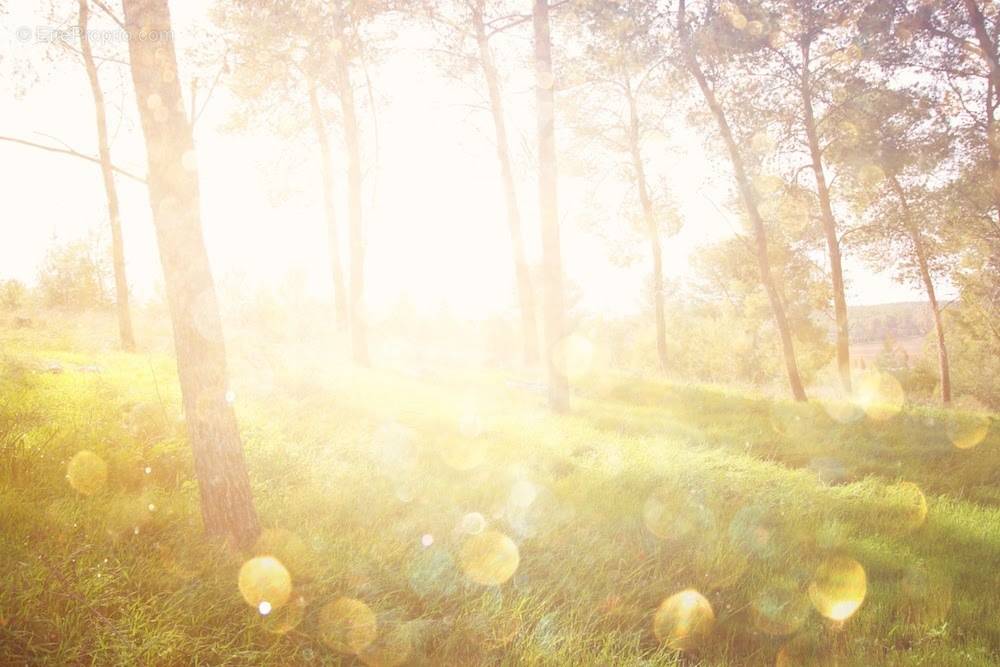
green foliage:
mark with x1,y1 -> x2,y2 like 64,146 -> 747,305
0,279 -> 27,310
36,236 -> 111,311
3,323 -> 998,664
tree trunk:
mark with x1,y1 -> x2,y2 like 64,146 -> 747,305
307,80 -> 348,331
678,2 -> 807,402
122,0 -> 259,546
79,0 -> 136,352
799,44 -> 852,392
533,0 -> 569,411
473,6 -> 539,366
625,80 -> 668,371
890,176 -> 952,404
332,22 -> 370,366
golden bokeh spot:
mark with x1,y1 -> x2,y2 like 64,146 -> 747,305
551,334 -> 594,382
855,370 -> 904,421
459,530 -> 520,586
944,412 -> 990,450
808,556 -> 866,621
253,528 -> 317,581
751,580 -> 809,636
318,597 -> 378,655
891,481 -> 928,532
652,589 -> 715,652
359,620 -> 414,667
747,20 -> 764,37
238,556 -> 292,611
729,13 -> 748,30
750,131 -> 775,154
261,593 -> 306,635
66,450 -> 108,496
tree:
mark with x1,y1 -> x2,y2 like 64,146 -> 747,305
123,0 -> 259,546
78,0 -> 137,351
417,0 -> 542,365
533,0 -> 569,410
566,0 -> 681,372
678,0 -> 808,401
216,2 -> 350,333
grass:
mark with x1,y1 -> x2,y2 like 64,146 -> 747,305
1,314 -> 998,665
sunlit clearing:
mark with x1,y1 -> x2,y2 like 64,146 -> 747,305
66,450 -> 108,496
855,371 -> 905,421
808,556 -> 867,621
652,589 -> 715,651
459,530 -> 520,586
238,556 -> 292,612
318,597 -> 377,655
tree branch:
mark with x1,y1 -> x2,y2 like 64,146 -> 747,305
0,135 -> 147,184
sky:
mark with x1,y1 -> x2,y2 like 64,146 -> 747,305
0,0 -> 943,322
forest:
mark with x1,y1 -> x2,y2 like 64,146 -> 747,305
1,0 -> 998,665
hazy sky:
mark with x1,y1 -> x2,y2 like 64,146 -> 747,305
0,0 -> 943,321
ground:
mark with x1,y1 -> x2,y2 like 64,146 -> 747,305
1,314 -> 998,665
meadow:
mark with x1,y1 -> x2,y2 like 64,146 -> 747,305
1,313 -> 997,666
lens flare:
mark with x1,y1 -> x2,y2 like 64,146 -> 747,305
944,412 -> 990,450
891,481 -> 928,532
808,556 -> 866,621
459,530 -> 520,586
238,556 -> 292,611
253,528 -> 317,581
643,487 -> 716,542
359,619 -> 414,667
262,593 -> 306,635
855,371 -> 905,421
318,597 -> 377,655
459,512 -> 486,535
652,589 -> 715,651
66,450 -> 108,496
439,439 -> 487,470
751,580 -> 809,636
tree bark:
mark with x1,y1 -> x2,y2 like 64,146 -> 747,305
890,176 -> 952,404
533,0 -> 569,411
332,21 -> 370,366
473,4 -> 539,366
799,43 -> 851,392
625,79 -> 668,372
307,80 -> 348,331
122,0 -> 259,546
678,2 -> 807,402
79,0 -> 136,352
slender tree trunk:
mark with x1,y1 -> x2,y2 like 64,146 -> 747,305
332,22 -> 370,366
625,80 -> 668,371
307,80 -> 348,331
678,2 -> 807,402
890,176 -> 952,404
473,6 -> 539,366
799,44 -> 851,392
533,0 -> 569,411
79,0 -> 135,352
123,0 -> 259,546
964,0 -> 1000,221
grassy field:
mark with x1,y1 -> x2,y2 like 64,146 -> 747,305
1,315 -> 998,665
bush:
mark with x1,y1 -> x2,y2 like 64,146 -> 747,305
0,279 -> 27,310
37,236 -> 111,310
